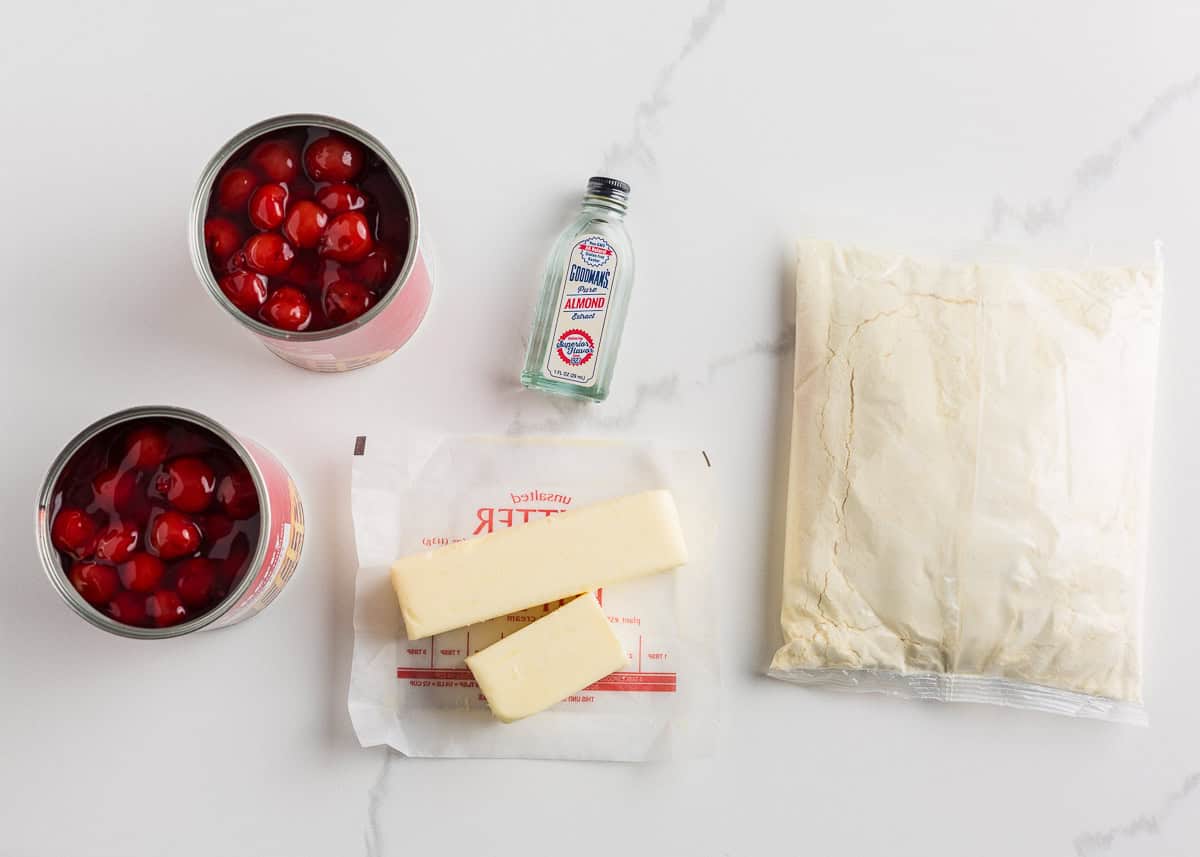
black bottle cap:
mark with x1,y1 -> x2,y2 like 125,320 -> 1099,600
586,176 -> 631,204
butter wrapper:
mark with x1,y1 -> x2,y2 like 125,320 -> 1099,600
348,435 -> 718,761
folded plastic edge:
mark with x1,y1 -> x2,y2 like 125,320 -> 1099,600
765,666 -> 1147,726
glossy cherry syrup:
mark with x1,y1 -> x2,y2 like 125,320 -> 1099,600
203,125 -> 410,333
48,419 -> 261,629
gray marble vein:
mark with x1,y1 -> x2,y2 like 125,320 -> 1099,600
363,748 -> 393,857
507,372 -> 682,435
985,70 -> 1200,238
705,329 -> 796,381
602,0 -> 727,169
507,325 -> 794,435
1074,771 -> 1200,855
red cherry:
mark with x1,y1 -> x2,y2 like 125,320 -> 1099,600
198,513 -> 234,543
94,521 -> 141,563
355,245 -> 397,289
323,280 -> 373,325
118,552 -> 164,592
107,591 -> 148,626
304,134 -> 365,182
145,591 -> 188,628
122,426 -> 169,471
248,183 -> 288,231
204,217 -> 244,261
149,511 -> 202,559
69,561 -> 119,606
315,182 -> 368,213
283,200 -> 328,249
51,507 -> 97,559
217,468 -> 259,519
156,457 -> 216,513
319,212 -> 373,262
260,286 -> 312,331
223,248 -> 249,274
244,233 -> 295,276
249,139 -> 300,183
218,270 -> 269,315
92,467 -> 138,513
173,558 -> 217,608
216,167 -> 258,212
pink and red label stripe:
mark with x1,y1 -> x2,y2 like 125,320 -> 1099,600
395,667 -> 677,693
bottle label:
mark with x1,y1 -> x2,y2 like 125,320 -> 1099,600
541,234 -> 619,387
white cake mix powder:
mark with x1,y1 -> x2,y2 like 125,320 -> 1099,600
769,240 -> 1163,723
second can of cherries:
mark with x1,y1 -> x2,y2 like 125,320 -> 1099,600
190,114 -> 434,372
37,406 -> 305,638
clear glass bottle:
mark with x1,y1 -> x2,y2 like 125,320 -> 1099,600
520,177 -> 635,402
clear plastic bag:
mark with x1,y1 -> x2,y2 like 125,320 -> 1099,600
769,239 -> 1164,724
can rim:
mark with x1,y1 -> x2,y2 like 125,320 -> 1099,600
188,113 -> 422,342
35,406 -> 274,639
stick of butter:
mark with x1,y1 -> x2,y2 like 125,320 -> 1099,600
465,592 -> 628,722
391,489 -> 688,640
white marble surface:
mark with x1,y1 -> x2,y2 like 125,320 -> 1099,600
2,1 -> 1199,854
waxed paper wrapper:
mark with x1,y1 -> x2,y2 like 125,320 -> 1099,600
349,434 -> 718,760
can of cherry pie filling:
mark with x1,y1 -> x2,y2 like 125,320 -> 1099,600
36,406 -> 305,639
189,113 -> 434,372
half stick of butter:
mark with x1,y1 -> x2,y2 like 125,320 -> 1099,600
391,489 -> 688,640
465,592 -> 628,722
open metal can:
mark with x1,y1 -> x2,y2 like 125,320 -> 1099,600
189,113 -> 434,372
36,406 -> 305,639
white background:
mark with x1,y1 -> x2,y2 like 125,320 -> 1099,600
2,1 -> 1199,855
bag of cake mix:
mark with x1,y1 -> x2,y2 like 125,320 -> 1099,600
770,239 -> 1164,724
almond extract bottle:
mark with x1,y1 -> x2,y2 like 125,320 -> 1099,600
521,177 -> 634,402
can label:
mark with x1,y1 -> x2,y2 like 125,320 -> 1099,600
262,246 -> 434,372
541,234 -> 618,387
209,437 -> 305,628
